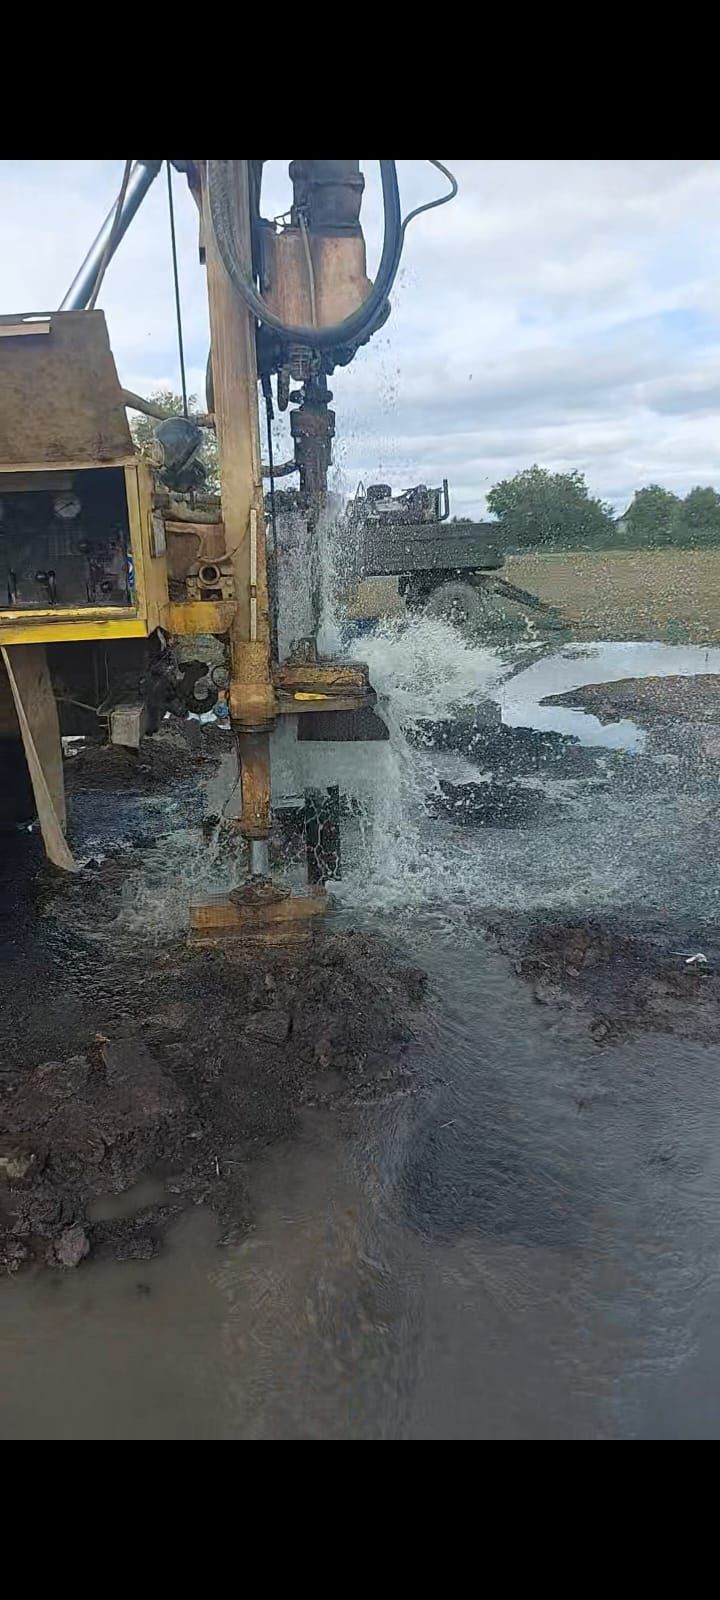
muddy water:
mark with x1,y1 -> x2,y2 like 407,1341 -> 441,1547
4,627 -> 720,1438
3,918 -> 720,1439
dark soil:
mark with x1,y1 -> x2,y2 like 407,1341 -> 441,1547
542,674 -> 720,728
64,723 -> 220,793
0,918 -> 426,1273
430,778 -> 557,828
410,715 -> 607,778
485,913 -> 720,1047
0,721 -> 426,1274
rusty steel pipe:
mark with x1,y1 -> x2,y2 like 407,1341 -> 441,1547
201,160 -> 278,857
237,730 -> 272,840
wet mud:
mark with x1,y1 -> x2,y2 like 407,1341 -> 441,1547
486,913 -> 720,1048
430,779 -> 558,828
5,672 -> 720,1285
64,722 -> 220,793
410,713 -> 607,778
414,716 -> 612,831
0,724 -> 426,1274
0,908 -> 425,1272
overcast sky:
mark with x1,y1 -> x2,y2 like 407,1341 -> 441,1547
2,159 -> 719,518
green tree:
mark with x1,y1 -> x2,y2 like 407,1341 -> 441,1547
487,465 -> 614,550
129,389 -> 219,494
620,484 -> 720,548
622,485 -> 681,546
676,485 -> 720,545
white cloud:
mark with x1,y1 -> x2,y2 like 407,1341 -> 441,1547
2,159 -> 720,516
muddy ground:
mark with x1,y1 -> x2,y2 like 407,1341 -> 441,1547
0,888 -> 426,1271
485,913 -> 720,1049
6,703 -> 720,1275
1,727 -> 427,1272
543,672 -> 720,728
410,710 -> 605,778
414,713 -> 615,828
64,720 -> 221,792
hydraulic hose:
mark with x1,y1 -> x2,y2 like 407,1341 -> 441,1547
207,159 -> 403,350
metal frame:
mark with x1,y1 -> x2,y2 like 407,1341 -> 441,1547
0,459 -> 166,646
59,161 -> 162,312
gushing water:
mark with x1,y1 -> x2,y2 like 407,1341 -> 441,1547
273,600 -> 720,920
271,613 -> 507,910
67,495 -> 720,939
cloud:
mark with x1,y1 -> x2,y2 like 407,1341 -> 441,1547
2,160 -> 720,516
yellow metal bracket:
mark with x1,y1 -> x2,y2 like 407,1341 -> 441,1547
272,658 -> 374,717
161,600 -> 236,636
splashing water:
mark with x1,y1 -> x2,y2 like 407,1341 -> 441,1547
276,613 -> 508,911
66,489 -> 720,941
274,561 -> 720,922
269,505 -> 512,911
269,486 -> 505,906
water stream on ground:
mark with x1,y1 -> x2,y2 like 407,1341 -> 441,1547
4,591 -> 720,1436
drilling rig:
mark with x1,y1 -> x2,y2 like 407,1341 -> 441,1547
0,159 -> 456,934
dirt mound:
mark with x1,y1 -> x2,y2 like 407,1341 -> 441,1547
0,931 -> 426,1273
65,723 -> 221,793
487,915 -> 720,1046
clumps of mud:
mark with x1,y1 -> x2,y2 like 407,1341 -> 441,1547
409,714 -> 606,778
487,915 -> 720,1047
430,779 -> 557,829
2,718 -> 426,1273
65,722 -> 220,793
0,931 -> 426,1274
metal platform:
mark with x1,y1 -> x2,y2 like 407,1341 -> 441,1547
360,520 -> 504,577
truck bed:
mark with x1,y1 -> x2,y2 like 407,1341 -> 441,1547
359,520 -> 504,577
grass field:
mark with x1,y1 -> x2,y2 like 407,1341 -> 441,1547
346,549 -> 720,644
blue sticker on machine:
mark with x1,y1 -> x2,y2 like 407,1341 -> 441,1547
127,551 -> 135,593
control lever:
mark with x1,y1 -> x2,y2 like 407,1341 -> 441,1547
34,569 -> 57,604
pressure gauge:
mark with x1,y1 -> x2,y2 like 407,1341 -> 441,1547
54,492 -> 82,521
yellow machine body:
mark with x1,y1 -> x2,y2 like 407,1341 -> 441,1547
0,457 -> 166,646
0,308 -> 177,861
0,310 -> 169,649
0,167 -> 380,900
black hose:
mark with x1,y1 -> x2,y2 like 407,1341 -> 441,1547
263,377 -> 280,660
205,348 -> 214,415
207,159 -> 403,350
166,160 -> 189,418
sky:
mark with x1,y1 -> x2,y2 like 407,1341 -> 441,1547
2,158 -> 720,519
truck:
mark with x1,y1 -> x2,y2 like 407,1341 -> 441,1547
344,480 -> 563,633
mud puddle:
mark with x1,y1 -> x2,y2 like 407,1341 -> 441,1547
0,1113 -> 411,1440
544,672 -> 720,729
484,912 -> 720,1047
6,642 -> 720,1437
0,721 -> 426,1274
494,642 -> 720,751
6,910 -> 720,1438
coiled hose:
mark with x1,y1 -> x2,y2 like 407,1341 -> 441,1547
207,159 -> 403,350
